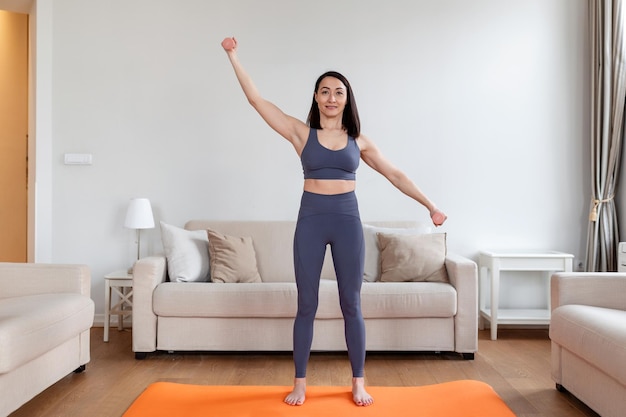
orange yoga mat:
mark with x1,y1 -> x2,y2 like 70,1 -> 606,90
123,380 -> 516,417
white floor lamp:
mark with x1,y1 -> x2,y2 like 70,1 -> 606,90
124,198 -> 155,273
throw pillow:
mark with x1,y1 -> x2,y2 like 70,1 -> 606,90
160,221 -> 210,282
207,229 -> 262,283
377,232 -> 448,282
362,224 -> 432,282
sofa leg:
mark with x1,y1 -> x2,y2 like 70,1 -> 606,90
461,353 -> 475,360
135,352 -> 148,360
556,383 -> 567,393
73,365 -> 86,373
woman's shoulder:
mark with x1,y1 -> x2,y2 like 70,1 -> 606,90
354,132 -> 374,149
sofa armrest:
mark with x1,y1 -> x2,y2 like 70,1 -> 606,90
445,253 -> 478,354
132,256 -> 167,354
0,263 -> 91,299
551,272 -> 626,311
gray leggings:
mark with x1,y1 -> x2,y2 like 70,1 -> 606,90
292,191 -> 365,378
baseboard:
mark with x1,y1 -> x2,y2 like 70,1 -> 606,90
93,313 -> 132,328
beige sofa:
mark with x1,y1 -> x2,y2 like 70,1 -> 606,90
132,221 -> 478,360
0,263 -> 94,417
550,272 -> 626,417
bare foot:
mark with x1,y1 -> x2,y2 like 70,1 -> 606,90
352,377 -> 374,406
284,378 -> 306,406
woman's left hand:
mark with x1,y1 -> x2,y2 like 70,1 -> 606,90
431,209 -> 447,227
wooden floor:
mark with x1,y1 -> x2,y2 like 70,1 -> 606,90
11,328 -> 599,417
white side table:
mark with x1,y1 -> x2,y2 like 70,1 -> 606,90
104,270 -> 133,342
479,250 -> 573,340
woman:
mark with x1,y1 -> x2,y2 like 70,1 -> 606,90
221,37 -> 446,407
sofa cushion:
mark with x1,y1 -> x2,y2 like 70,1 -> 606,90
550,304 -> 626,385
153,282 -> 296,317
207,229 -> 262,283
316,281 -> 457,319
377,233 -> 448,283
0,293 -> 94,374
161,221 -> 210,282
359,282 -> 456,318
153,280 -> 457,319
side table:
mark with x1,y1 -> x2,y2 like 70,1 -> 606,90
479,250 -> 573,340
104,270 -> 133,342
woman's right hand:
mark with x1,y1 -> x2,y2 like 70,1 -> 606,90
221,37 -> 237,52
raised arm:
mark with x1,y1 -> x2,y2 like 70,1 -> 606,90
222,37 -> 308,150
358,134 -> 447,226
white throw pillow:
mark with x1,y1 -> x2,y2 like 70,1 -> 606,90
362,224 -> 432,282
160,221 -> 210,282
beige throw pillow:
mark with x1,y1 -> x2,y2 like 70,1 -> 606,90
362,224 -> 432,282
377,232 -> 448,282
207,229 -> 262,283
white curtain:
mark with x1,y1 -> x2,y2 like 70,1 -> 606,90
586,0 -> 626,272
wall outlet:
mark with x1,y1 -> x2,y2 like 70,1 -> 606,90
574,259 -> 584,272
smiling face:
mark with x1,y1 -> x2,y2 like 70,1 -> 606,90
307,71 -> 360,138
314,76 -> 348,118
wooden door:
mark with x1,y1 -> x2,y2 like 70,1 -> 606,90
0,11 -> 28,262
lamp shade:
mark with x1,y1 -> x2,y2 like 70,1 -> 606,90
124,198 -> 155,229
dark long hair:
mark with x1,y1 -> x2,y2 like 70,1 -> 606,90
306,71 -> 361,138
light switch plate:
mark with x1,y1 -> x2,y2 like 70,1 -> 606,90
64,153 -> 93,165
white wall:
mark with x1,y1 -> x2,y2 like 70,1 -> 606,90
35,0 -> 589,317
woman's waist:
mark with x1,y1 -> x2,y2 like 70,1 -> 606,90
303,178 -> 355,195
299,187 -> 360,218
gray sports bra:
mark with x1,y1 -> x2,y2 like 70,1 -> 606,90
300,129 -> 360,180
